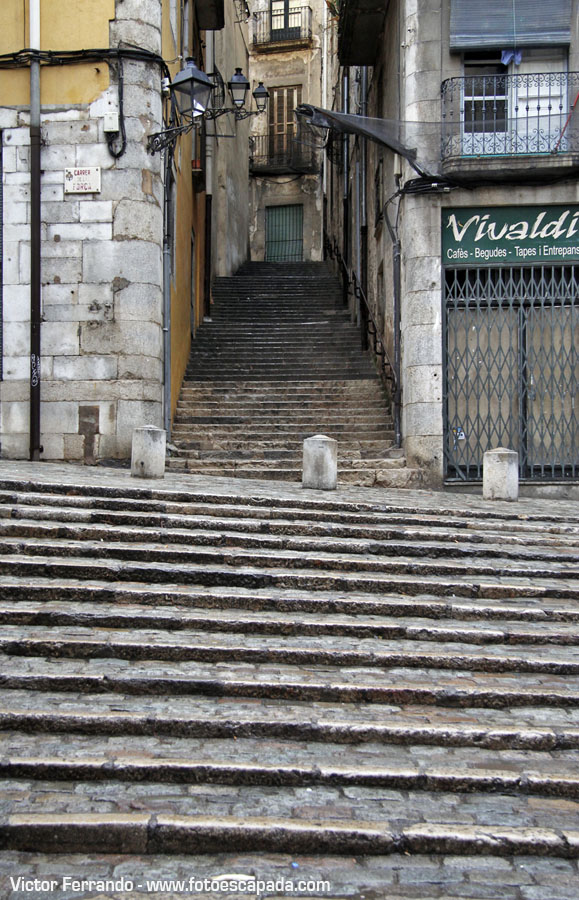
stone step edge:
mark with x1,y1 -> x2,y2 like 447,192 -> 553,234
0,557 -> 574,601
3,491 -> 577,536
2,519 -> 573,568
0,477 -> 575,525
4,671 -> 579,708
2,756 -> 578,798
2,814 -> 578,858
1,708 -> 576,749
3,601 -> 578,643
1,540 -> 575,586
1,580 -> 576,623
4,505 -> 575,551
4,635 -> 579,675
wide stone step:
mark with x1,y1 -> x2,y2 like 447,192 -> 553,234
167,456 -> 402,471
170,425 -> 395,438
3,689 -> 579,745
178,378 -> 388,392
2,574 -> 577,622
1,518 -> 577,573
172,413 -> 391,425
0,553 -> 575,604
3,745 -> 579,797
3,597 -> 579,645
3,652 -> 579,708
3,624 -> 579,674
3,811 -> 579,858
3,533 -> 576,581
1,476 -> 576,527
167,449 -> 397,463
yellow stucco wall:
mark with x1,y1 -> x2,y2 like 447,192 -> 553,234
0,0 -> 203,427
0,0 -> 114,106
164,6 -> 208,421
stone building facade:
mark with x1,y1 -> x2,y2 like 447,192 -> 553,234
247,0 -> 325,261
0,0 -> 250,462
321,0 -> 579,490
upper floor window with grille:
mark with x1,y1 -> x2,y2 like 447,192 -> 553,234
461,48 -> 569,155
445,0 -> 575,157
269,85 -> 302,162
270,0 -> 303,40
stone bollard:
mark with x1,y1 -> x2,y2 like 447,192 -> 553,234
303,434 -> 337,490
483,447 -> 519,501
131,426 -> 166,479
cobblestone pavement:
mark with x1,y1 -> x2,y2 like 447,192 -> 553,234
0,461 -> 578,900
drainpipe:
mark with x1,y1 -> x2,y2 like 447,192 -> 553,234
162,147 -> 172,437
29,0 -> 42,460
203,32 -> 214,317
384,209 -> 402,448
342,68 -> 349,308
359,66 -> 368,350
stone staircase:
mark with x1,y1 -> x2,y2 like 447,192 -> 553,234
0,464 -> 579,896
167,262 -> 419,487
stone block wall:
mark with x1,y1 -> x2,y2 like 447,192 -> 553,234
1,2 -> 165,462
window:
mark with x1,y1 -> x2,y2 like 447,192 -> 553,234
463,53 -> 507,135
268,85 -> 302,162
461,49 -> 569,155
270,0 -> 303,41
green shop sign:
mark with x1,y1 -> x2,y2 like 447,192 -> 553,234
442,205 -> 579,266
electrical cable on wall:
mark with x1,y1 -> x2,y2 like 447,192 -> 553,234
0,46 -> 171,160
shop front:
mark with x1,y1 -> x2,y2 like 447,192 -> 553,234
442,205 -> 578,482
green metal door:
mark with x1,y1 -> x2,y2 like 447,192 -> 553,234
265,204 -> 303,262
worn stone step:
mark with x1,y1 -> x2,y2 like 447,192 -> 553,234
2,576 -> 578,626
1,533 -> 574,584
3,624 -> 579,675
1,476 -> 577,528
0,552 -> 575,603
2,598 -> 579,645
1,516 -> 576,568
3,498 -> 576,548
3,753 -> 577,797
3,654 -> 579,707
3,812 -> 579,858
3,731 -> 579,791
2,777 -> 579,843
2,690 -> 579,746
168,439 -> 395,456
167,457 -> 403,472
172,410 -> 389,421
178,382 -> 388,396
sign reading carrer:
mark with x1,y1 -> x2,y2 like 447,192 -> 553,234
442,205 -> 579,266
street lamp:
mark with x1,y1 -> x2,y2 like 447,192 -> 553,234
228,67 -> 250,108
170,57 -> 214,121
148,59 -> 269,154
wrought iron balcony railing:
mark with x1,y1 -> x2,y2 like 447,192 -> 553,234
249,134 -> 319,173
441,71 -> 579,159
252,7 -> 312,47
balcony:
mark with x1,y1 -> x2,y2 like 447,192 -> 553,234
441,72 -> 579,183
249,134 -> 319,174
252,7 -> 312,51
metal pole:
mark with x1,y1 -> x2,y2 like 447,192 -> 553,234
204,33 -> 214,316
162,147 -> 173,437
360,66 -> 368,350
29,0 -> 42,460
342,68 -> 349,308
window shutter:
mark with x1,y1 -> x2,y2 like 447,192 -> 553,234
450,0 -> 572,50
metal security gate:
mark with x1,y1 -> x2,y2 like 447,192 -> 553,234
265,204 -> 303,262
444,265 -> 578,481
